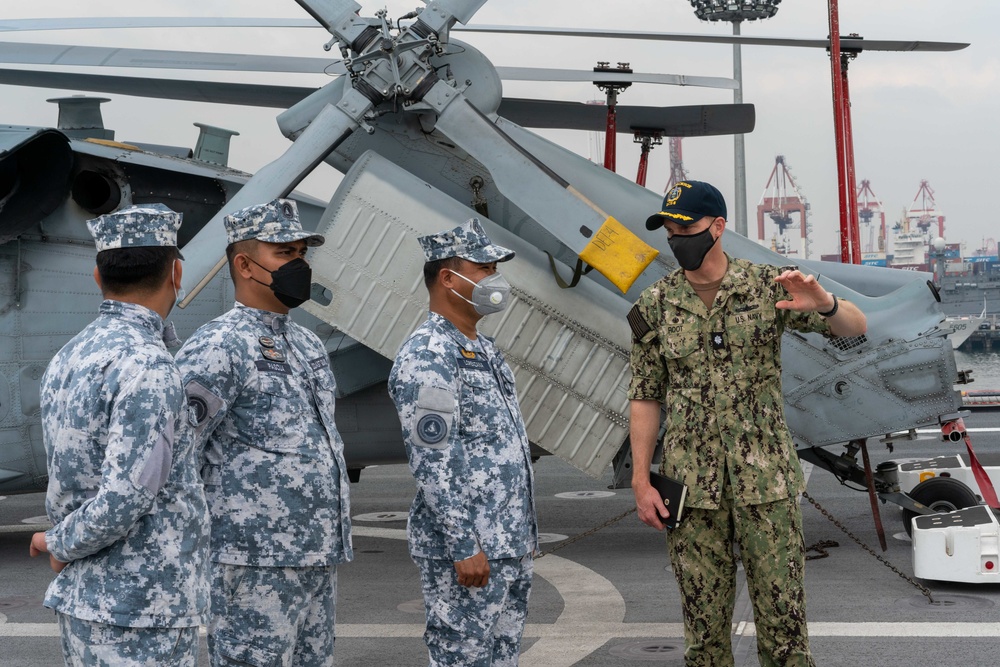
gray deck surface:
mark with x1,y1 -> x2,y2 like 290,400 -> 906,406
3,412 -> 1000,666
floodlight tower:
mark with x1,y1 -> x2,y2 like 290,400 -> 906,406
688,0 -> 781,238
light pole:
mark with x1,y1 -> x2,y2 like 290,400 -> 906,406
688,1 -> 781,238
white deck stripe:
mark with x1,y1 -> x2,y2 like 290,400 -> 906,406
519,554 -> 626,667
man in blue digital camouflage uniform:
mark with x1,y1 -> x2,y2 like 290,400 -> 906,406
629,181 -> 867,667
175,198 -> 352,667
388,218 -> 539,667
29,204 -> 209,666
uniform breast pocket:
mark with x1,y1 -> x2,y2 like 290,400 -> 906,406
496,363 -> 517,399
659,332 -> 702,361
728,307 -> 779,349
252,373 -> 309,453
458,369 -> 496,436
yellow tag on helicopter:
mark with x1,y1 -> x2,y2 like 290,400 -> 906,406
578,216 -> 659,293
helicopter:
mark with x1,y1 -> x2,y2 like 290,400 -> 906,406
0,0 -> 982,542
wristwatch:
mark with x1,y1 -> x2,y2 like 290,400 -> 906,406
818,294 -> 839,318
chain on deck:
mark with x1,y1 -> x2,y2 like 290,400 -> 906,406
803,490 -> 935,604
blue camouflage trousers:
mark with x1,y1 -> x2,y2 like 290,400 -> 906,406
666,495 -> 815,667
414,554 -> 533,667
57,613 -> 199,666
208,562 -> 338,667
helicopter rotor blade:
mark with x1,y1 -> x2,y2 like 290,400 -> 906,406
0,68 -> 316,108
495,67 -> 736,89
498,98 -> 754,136
0,41 -> 347,75
0,66 -> 751,139
0,17 -> 319,32
0,17 -> 968,52
0,42 -> 732,89
423,82 -> 657,293
292,0 -> 363,34
457,25 -> 970,52
178,97 -> 370,307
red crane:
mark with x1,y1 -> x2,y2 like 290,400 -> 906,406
856,179 -> 886,256
757,155 -> 811,259
908,180 -> 945,240
663,137 -> 688,192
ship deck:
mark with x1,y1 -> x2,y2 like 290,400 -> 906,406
4,412 -> 1000,666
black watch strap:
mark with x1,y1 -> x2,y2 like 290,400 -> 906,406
818,294 -> 839,318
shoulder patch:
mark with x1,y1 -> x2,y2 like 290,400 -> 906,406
185,379 -> 225,428
416,414 -> 448,445
413,386 -> 455,448
627,304 -> 652,341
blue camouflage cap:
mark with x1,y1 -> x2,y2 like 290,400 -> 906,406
87,203 -> 183,256
224,198 -> 324,247
418,218 -> 514,263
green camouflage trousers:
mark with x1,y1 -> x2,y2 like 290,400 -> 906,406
666,494 -> 815,667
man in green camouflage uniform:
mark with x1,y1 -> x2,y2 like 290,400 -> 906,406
627,181 -> 867,667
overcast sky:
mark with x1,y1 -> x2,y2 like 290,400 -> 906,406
0,1 -> 994,260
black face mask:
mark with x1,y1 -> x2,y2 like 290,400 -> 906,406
249,257 -> 313,309
667,227 -> 717,271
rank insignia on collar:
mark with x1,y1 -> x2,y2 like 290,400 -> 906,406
711,332 -> 726,350
262,347 -> 285,362
258,336 -> 276,349
460,348 -> 476,359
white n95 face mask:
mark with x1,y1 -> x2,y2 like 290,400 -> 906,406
448,270 -> 511,316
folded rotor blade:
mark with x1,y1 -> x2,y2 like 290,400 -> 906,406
292,0 -> 362,32
498,98 -> 755,136
458,25 -> 970,52
0,68 -> 315,108
179,100 -> 364,306
433,0 -> 491,25
0,17 -> 318,32
495,67 -> 736,89
0,18 -> 968,53
0,41 -> 346,75
424,84 -> 657,292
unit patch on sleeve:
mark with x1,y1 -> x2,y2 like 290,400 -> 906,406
416,413 -> 448,445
